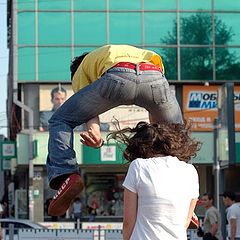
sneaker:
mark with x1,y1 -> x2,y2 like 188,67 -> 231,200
48,173 -> 84,216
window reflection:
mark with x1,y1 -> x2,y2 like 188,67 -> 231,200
181,48 -> 213,80
74,0 -> 106,10
157,47 -> 178,80
144,0 -> 176,10
214,0 -> 240,10
109,0 -> 141,10
180,0 -> 211,10
74,13 -> 107,45
145,13 -> 177,45
215,14 -> 240,45
216,48 -> 240,80
109,13 -> 142,45
180,13 -> 212,45
17,0 -> 240,83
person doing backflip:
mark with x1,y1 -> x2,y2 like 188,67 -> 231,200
47,44 -> 183,216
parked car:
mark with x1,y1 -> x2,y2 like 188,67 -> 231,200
0,218 -> 46,239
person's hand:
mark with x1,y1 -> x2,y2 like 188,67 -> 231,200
80,127 -> 103,148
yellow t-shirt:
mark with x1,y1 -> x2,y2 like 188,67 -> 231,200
72,44 -> 164,93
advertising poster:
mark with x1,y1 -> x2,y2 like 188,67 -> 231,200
38,84 -> 149,131
183,85 -> 240,131
39,84 -> 73,111
39,84 -> 73,131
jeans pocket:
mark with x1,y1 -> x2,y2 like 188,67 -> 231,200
99,76 -> 125,100
151,81 -> 171,104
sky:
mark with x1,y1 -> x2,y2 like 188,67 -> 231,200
0,0 -> 8,137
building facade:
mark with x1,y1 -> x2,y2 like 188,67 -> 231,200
6,0 -> 240,222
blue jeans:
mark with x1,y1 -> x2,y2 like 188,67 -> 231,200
47,67 -> 183,189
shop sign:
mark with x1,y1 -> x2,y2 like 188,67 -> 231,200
183,85 -> 240,131
2,159 -> 11,170
1,141 -> 17,159
82,144 -> 126,165
101,146 -> 116,161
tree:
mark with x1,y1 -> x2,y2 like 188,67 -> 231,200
161,13 -> 240,81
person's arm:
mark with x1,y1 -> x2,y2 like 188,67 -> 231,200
39,111 -> 49,131
80,116 -> 103,148
230,218 -> 237,240
185,199 -> 198,228
210,222 -> 218,236
123,188 -> 137,240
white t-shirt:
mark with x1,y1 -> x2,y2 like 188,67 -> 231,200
226,202 -> 240,238
122,156 -> 199,240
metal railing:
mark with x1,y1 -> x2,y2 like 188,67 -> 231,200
2,225 -> 200,240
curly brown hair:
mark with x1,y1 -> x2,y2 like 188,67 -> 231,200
107,121 -> 202,162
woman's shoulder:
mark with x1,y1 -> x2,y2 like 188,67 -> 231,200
131,156 -> 197,169
129,158 -> 151,169
129,158 -> 144,166
166,156 -> 198,172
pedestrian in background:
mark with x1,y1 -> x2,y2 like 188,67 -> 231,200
107,121 -> 201,240
72,197 -> 82,222
222,191 -> 240,240
199,193 -> 222,240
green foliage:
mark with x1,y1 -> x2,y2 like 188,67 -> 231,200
161,13 -> 240,81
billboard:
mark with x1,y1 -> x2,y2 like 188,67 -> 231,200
183,85 -> 240,131
39,84 -> 73,131
38,84 -> 150,131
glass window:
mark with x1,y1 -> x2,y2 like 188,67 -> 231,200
38,13 -> 71,45
214,0 -> 240,10
180,47 -> 213,80
17,0 -> 35,10
74,13 -> 107,45
18,47 -> 36,82
109,0 -> 141,10
161,47 -> 178,80
38,47 -> 72,82
144,0 -> 176,10
74,0 -> 106,10
215,14 -> 240,45
18,12 -> 35,45
180,13 -> 212,45
180,0 -> 212,10
38,0 -> 71,10
74,47 -> 98,57
216,48 -> 240,80
148,47 -> 178,80
144,13 -> 177,45
109,13 -> 142,45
